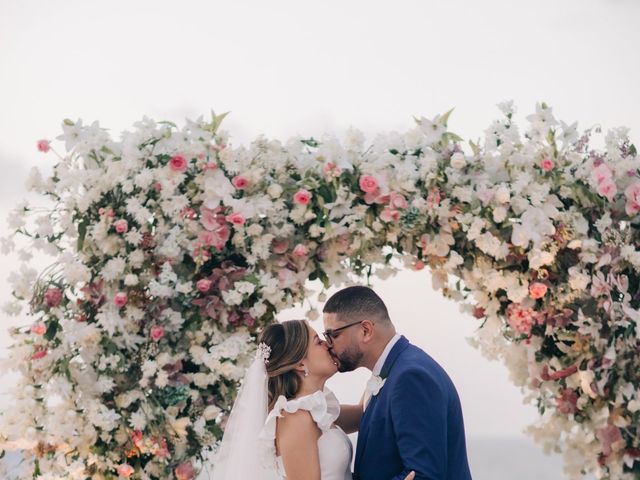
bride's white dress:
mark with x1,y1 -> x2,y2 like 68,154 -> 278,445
260,388 -> 353,480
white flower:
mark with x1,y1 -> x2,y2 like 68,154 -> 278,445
450,152 -> 466,170
221,289 -> 243,306
124,274 -> 139,286
267,183 -> 283,199
101,257 -> 126,281
234,281 -> 255,295
493,206 -> 508,223
568,267 -> 590,291
494,185 -> 511,204
511,207 -> 555,248
129,410 -> 148,430
528,249 -> 555,270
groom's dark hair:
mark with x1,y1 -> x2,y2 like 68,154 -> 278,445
323,286 -> 391,325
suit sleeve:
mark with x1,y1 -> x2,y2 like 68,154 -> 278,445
389,368 -> 448,480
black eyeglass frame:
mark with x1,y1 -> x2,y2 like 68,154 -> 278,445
322,320 -> 365,345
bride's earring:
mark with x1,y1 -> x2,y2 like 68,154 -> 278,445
304,367 -> 309,377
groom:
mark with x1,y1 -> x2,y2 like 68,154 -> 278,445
323,286 -> 472,480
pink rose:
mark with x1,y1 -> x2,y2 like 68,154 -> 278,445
293,189 -> 312,205
292,243 -> 308,257
113,292 -> 128,308
540,158 -> 554,172
200,206 -> 220,231
389,192 -> 408,210
203,162 -> 218,171
114,219 -> 128,233
150,325 -> 164,341
232,175 -> 249,189
359,175 -> 379,194
196,279 -> 212,292
175,462 -> 196,480
44,287 -> 63,307
597,178 -> 617,202
31,346 -> 47,360
169,154 -> 188,172
31,323 -> 46,336
414,260 -> 425,271
529,282 -> 548,299
506,303 -> 535,335
117,464 -> 135,478
380,207 -> 399,223
37,139 -> 50,153
271,238 -> 289,254
226,212 -> 245,226
624,182 -> 640,216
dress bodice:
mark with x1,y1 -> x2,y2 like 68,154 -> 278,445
260,388 -> 353,480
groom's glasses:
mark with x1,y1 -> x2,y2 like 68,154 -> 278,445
322,320 -> 365,346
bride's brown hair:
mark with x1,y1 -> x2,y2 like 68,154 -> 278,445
258,319 -> 309,410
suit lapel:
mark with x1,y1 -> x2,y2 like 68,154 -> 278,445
355,336 -> 410,473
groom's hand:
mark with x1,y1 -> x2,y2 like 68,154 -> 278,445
403,472 -> 415,480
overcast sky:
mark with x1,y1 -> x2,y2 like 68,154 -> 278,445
1,0 -> 639,448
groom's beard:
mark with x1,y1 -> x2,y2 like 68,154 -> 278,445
332,346 -> 363,373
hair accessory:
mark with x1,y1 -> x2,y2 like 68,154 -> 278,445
256,342 -> 272,364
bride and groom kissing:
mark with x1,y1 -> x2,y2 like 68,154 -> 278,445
210,286 -> 473,480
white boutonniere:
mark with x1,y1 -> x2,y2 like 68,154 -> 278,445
366,374 -> 387,397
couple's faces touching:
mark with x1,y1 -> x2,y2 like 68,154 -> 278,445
322,313 -> 372,373
301,322 -> 338,378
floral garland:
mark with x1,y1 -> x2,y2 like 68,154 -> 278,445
1,103 -> 639,479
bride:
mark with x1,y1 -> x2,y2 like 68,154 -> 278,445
209,319 -> 415,480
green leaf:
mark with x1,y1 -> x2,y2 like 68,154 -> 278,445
439,107 -> 455,127
209,110 -> 230,134
77,220 -> 87,252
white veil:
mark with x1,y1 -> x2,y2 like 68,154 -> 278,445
209,343 -> 277,480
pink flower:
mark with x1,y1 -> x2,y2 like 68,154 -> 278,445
292,243 -> 308,257
359,175 -> 379,194
114,219 -> 128,233
169,154 -> 188,172
31,346 -> 47,360
203,162 -> 218,170
591,163 -> 612,185
200,206 -> 221,231
540,158 -> 554,172
226,212 -> 245,226
37,139 -> 50,153
529,282 -> 548,299
114,292 -> 128,308
31,323 -> 46,336
323,161 -> 341,177
131,430 -> 144,448
232,175 -> 249,189
117,464 -> 135,478
271,238 -> 289,254
597,178 -> 617,202
414,260 -> 425,271
555,389 -> 578,415
150,325 -> 164,341
624,182 -> 640,216
388,192 -> 408,210
380,207 -> 399,223
175,462 -> 196,480
506,303 -> 535,335
198,224 -> 230,251
596,425 -> 623,457
293,189 -> 312,205
196,279 -> 212,292
44,287 -> 63,307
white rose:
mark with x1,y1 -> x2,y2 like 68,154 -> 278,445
203,405 -> 221,421
493,206 -> 507,223
494,185 -> 511,204
450,152 -> 466,170
267,183 -> 283,199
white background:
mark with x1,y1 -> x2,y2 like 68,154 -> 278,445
1,1 -> 639,477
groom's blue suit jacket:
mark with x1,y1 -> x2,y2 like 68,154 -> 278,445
353,336 -> 472,480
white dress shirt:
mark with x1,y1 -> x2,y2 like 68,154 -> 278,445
363,333 -> 402,410
372,333 -> 402,376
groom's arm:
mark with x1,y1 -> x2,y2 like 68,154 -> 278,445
336,391 -> 364,434
389,369 -> 448,480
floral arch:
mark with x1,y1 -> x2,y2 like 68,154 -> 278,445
1,103 -> 639,479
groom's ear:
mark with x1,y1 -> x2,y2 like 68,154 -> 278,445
361,319 -> 375,342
